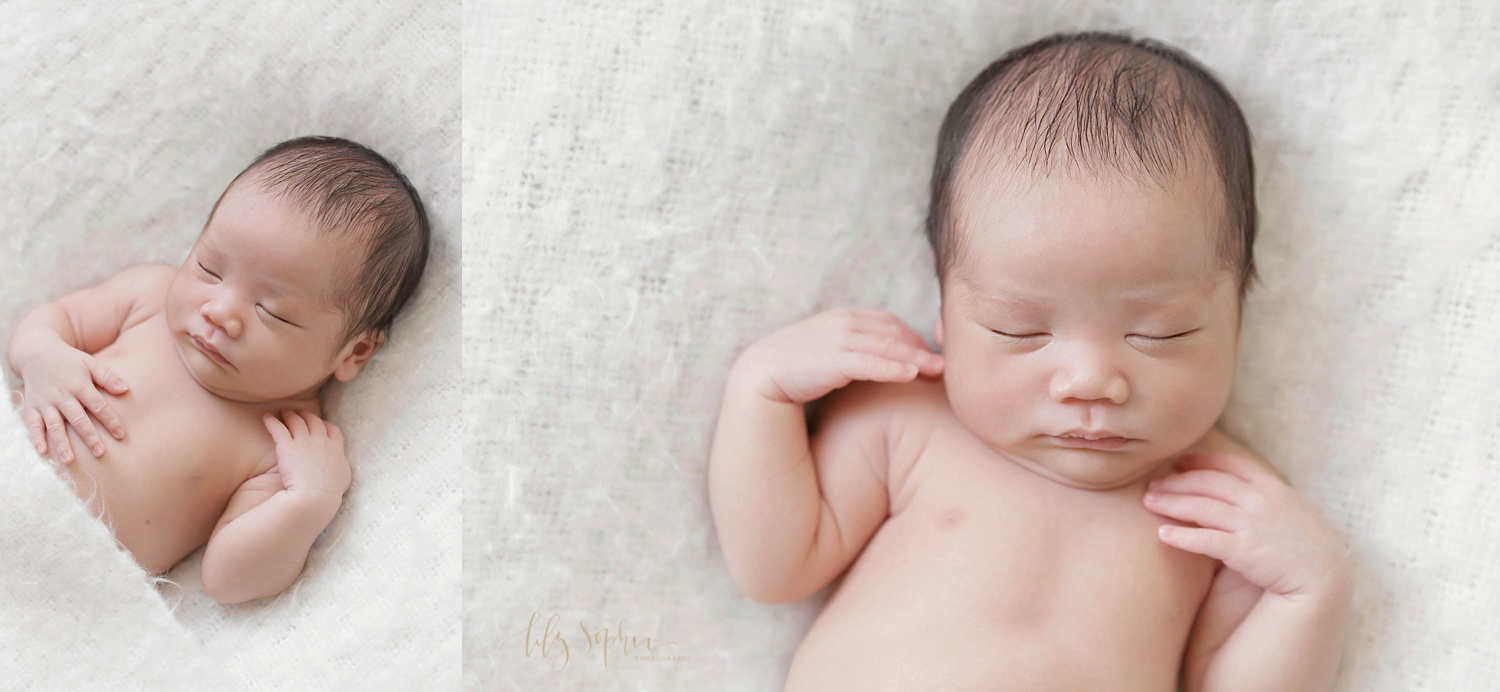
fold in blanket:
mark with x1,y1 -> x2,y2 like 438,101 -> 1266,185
0,419 -> 240,690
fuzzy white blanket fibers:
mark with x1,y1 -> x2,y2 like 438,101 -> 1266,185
1,3 -> 459,690
465,1 -> 1499,690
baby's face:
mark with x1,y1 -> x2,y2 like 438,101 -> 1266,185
938,167 -> 1239,490
166,180 -> 367,403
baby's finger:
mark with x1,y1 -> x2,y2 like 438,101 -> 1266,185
1146,469 -> 1249,506
23,408 -> 47,455
847,333 -> 943,374
81,389 -> 126,440
915,351 -> 945,377
86,358 -> 130,395
845,308 -> 903,327
263,413 -> 291,444
298,410 -> 327,436
835,351 -> 919,384
1143,491 -> 1239,531
325,421 -> 343,444
1157,525 -> 1237,562
59,399 -> 106,458
282,410 -> 309,437
852,311 -> 929,347
866,319 -> 942,376
41,406 -> 73,464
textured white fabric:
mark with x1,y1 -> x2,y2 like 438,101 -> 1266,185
1,2 -> 459,690
466,1 -> 1500,689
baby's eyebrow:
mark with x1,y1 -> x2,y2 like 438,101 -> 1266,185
260,277 -> 334,313
196,238 -> 221,259
1119,292 -> 1189,309
977,285 -> 1208,315
1115,280 -> 1220,310
983,293 -> 1048,312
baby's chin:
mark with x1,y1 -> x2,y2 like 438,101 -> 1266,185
174,342 -> 322,404
998,445 -> 1175,491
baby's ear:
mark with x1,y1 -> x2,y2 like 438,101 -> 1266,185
332,330 -> 385,382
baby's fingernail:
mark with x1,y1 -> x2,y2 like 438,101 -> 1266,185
116,380 -> 129,390
61,451 -> 72,462
92,444 -> 103,456
35,443 -> 45,454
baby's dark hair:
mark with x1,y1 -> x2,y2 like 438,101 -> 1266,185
925,31 -> 1257,300
213,136 -> 430,345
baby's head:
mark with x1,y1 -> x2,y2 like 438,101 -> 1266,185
926,32 -> 1256,490
167,136 -> 430,402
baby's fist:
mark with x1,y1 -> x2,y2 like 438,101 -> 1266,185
263,410 -> 352,502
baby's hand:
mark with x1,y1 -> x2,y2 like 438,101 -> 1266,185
1144,452 -> 1350,598
737,308 -> 944,404
263,410 -> 352,503
17,345 -> 129,463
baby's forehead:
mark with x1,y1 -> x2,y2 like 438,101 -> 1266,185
953,156 -> 1229,259
200,193 -> 367,308
957,269 -> 1231,307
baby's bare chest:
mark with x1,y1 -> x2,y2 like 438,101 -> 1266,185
61,318 -> 276,526
789,437 -> 1217,690
878,459 -> 1212,625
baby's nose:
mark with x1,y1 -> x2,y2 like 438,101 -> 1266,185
201,301 -> 243,338
1050,363 -> 1129,405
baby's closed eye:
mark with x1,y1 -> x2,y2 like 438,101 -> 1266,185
256,304 -> 297,327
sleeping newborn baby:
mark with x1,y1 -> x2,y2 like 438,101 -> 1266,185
710,33 -> 1351,690
6,137 -> 429,604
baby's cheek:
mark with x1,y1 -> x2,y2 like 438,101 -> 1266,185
1150,363 -> 1232,443
949,359 -> 1031,440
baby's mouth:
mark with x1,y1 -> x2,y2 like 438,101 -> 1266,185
1051,431 -> 1134,450
191,334 -> 232,366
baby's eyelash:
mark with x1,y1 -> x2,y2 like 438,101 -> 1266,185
197,261 -> 220,279
990,329 -> 1047,342
1132,329 -> 1198,341
259,305 -> 297,327
989,329 -> 1198,343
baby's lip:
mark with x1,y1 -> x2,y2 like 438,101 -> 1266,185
190,333 -> 232,366
1058,428 -> 1129,441
1051,429 -> 1135,450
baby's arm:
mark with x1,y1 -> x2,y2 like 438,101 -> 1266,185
200,410 -> 351,604
6,263 -> 171,461
708,309 -> 943,603
1143,440 -> 1352,691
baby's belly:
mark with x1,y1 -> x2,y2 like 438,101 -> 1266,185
51,337 -> 269,574
58,407 -> 246,574
784,476 -> 1215,691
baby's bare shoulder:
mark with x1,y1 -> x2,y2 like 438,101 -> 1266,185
121,261 -> 173,295
98,262 -> 175,296
91,263 -> 174,322
115,262 -> 176,281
